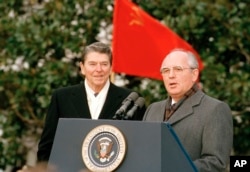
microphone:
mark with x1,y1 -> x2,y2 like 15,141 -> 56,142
124,97 -> 145,120
113,92 -> 139,119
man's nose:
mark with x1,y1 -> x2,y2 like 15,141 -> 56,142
168,69 -> 176,77
96,64 -> 102,71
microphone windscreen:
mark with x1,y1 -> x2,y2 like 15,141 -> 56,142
134,97 -> 145,108
126,92 -> 139,102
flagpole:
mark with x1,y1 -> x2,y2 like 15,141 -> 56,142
110,71 -> 116,83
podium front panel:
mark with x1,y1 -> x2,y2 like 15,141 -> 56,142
49,118 -> 197,172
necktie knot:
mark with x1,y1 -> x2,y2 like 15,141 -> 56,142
170,103 -> 176,111
165,103 -> 176,121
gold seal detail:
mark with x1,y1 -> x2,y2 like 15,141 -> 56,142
82,125 -> 126,172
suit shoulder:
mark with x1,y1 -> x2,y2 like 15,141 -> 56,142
203,93 -> 228,105
53,83 -> 83,95
148,99 -> 166,107
109,83 -> 132,95
200,93 -> 231,111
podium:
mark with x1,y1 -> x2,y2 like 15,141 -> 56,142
49,118 -> 198,172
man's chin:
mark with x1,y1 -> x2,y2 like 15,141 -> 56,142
93,80 -> 105,86
167,87 -> 179,93
168,90 -> 181,97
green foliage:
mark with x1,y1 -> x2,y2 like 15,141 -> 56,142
0,59 -> 79,168
0,0 -> 249,170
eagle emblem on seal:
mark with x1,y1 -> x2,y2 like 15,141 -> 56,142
95,137 -> 115,162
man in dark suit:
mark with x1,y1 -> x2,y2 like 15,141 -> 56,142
143,49 -> 233,172
37,42 -> 144,162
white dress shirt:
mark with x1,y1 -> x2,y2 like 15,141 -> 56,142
84,80 -> 110,119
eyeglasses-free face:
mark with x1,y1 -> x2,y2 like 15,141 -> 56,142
80,52 -> 112,92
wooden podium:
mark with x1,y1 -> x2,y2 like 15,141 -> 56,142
49,118 -> 198,172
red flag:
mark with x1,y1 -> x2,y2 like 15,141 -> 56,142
112,0 -> 204,80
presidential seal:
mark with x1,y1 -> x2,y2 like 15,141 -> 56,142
82,125 -> 126,172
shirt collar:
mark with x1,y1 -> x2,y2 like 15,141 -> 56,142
84,79 -> 110,97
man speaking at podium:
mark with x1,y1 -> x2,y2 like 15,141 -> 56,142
143,49 -> 233,172
37,42 -> 145,162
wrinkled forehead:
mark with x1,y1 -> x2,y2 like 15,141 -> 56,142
85,52 -> 110,62
161,51 -> 189,68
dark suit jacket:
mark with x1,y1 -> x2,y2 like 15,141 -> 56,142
37,82 -> 143,162
143,90 -> 233,172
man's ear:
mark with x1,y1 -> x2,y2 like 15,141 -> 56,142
79,62 -> 85,76
192,69 -> 200,82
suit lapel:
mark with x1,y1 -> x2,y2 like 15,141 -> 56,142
99,83 -> 128,119
158,100 -> 168,121
70,83 -> 91,118
168,90 -> 205,124
99,83 -> 118,119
